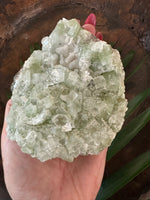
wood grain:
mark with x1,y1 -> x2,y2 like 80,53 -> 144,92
0,0 -> 150,199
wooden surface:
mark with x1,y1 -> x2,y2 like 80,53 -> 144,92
0,0 -> 150,199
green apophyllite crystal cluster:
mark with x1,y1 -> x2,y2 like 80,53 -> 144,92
7,18 -> 127,162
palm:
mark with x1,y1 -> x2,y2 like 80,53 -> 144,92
1,101 -> 107,200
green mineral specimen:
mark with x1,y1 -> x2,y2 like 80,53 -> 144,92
7,18 -> 127,162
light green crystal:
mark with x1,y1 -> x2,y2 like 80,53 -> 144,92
7,18 -> 127,162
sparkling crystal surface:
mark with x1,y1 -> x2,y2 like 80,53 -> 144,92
7,18 -> 127,162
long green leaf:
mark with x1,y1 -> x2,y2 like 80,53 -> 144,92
34,42 -> 41,50
96,150 -> 150,200
6,90 -> 12,100
116,46 -> 122,53
107,108 -> 150,161
125,56 -> 147,82
20,59 -> 24,68
30,44 -> 34,54
125,88 -> 150,119
109,42 -> 115,47
122,50 -> 135,68
30,43 -> 41,54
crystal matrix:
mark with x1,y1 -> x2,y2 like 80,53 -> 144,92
7,18 -> 127,162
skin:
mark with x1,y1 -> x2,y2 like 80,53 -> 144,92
1,23 -> 107,200
1,100 -> 107,200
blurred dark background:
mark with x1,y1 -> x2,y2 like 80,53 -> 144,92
0,0 -> 150,199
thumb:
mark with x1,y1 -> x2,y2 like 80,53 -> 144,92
4,99 -> 12,121
1,99 -> 12,146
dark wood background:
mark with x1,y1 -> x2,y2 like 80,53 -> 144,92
0,0 -> 150,199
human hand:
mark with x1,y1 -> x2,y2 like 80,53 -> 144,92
1,14 -> 107,200
1,100 -> 107,200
